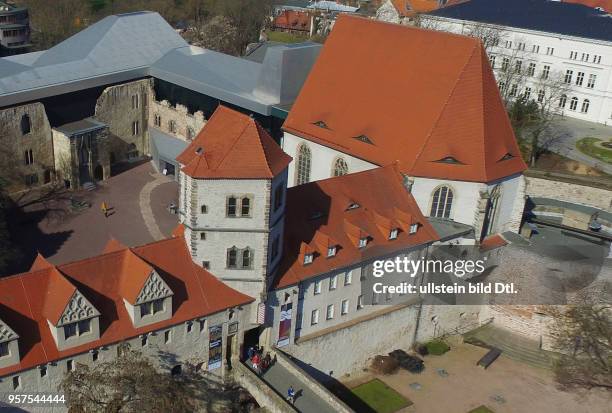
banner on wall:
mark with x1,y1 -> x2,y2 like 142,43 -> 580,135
277,303 -> 292,347
208,324 -> 223,371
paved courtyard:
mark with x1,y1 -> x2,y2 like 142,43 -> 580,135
342,342 -> 611,413
9,162 -> 179,272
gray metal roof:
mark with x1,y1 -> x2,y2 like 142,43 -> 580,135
150,127 -> 189,162
0,11 -> 321,116
54,118 -> 106,136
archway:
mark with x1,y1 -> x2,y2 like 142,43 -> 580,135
94,164 -> 104,181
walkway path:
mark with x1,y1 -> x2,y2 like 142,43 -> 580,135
260,362 -> 337,413
139,172 -> 173,241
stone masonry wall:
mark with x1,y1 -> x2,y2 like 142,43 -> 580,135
525,175 -> 612,211
0,102 -> 55,193
149,99 -> 206,141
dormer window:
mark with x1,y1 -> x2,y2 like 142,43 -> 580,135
359,237 -> 368,248
327,246 -> 337,257
313,120 -> 329,129
353,134 -> 374,145
304,253 -> 314,265
410,224 -> 418,234
0,342 -> 8,357
195,147 -> 203,155
63,319 -> 92,339
140,298 -> 164,317
389,228 -> 399,240
347,202 -> 360,211
435,156 -> 463,164
499,153 -> 514,161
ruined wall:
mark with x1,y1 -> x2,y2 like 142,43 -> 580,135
94,79 -> 153,163
149,99 -> 206,141
525,174 -> 612,211
0,102 -> 54,193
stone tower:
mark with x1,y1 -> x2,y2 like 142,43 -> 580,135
176,106 -> 292,304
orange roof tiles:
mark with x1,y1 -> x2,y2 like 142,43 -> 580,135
102,237 -> 127,254
480,233 -> 507,252
29,253 -> 53,271
563,0 -> 612,12
274,164 -> 439,289
177,106 -> 292,179
0,237 -> 253,378
273,10 -> 312,32
392,0 -> 441,16
283,15 -> 527,183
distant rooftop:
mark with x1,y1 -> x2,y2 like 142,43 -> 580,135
0,11 -> 322,115
428,217 -> 474,241
429,0 -> 612,42
54,118 -> 106,136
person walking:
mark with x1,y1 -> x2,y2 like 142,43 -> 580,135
101,201 -> 108,218
287,385 -> 296,404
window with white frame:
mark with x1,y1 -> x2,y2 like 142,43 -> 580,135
132,120 -> 139,135
358,237 -> 368,248
304,253 -> 313,265
330,275 -> 337,290
64,319 -> 92,339
541,65 -> 550,79
241,197 -> 251,216
532,44 -> 539,53
311,309 -> 319,325
389,228 -> 398,240
592,55 -> 601,64
587,74 -> 596,89
527,62 -> 536,76
345,271 -> 352,285
570,51 -> 577,60
576,72 -> 584,86
326,304 -> 334,320
327,246 -> 336,257
227,247 -> 253,269
581,99 -> 590,114
357,294 -> 364,310
569,97 -> 578,111
546,47 -> 554,56
581,53 -> 589,62
501,57 -> 509,71
314,280 -> 321,295
564,70 -> 573,84
341,299 -> 349,315
410,224 -> 418,234
505,40 -> 512,49
517,42 -> 525,51
559,94 -> 567,108
430,186 -> 453,218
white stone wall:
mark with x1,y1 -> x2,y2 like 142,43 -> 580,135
525,175 -> 612,211
375,0 -> 402,24
487,174 -> 526,234
423,16 -> 612,124
149,99 -> 206,141
0,307 -> 250,411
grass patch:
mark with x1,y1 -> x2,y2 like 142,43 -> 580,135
468,406 -> 495,413
351,379 -> 412,413
266,30 -> 308,44
425,340 -> 450,355
576,137 -> 612,164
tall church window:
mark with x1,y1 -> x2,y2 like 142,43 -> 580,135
227,248 -> 237,268
430,185 -> 454,219
20,114 -> 31,135
242,249 -> 252,268
296,144 -> 311,185
227,197 -> 237,217
241,197 -> 251,216
332,157 -> 348,177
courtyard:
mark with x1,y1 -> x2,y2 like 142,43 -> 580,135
7,162 -> 179,273
342,342 -> 611,413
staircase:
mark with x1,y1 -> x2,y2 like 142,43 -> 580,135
464,324 -> 557,370
82,182 -> 96,191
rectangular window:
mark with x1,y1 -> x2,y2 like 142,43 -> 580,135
141,335 -> 148,347
501,57 -> 509,72
542,65 -> 550,80
92,350 -> 99,362
314,280 -> 321,295
587,74 -> 596,89
78,319 -> 91,335
524,87 -> 532,100
202,261 -> 210,269
517,42 -> 525,51
532,44 -> 539,53
509,84 -> 518,97
140,301 -> 152,317
186,321 -> 193,333
25,173 -> 38,187
576,72 -> 584,86
389,228 -> 398,239
505,40 -> 512,49
344,271 -> 352,285
154,114 -> 161,127
409,224 -> 418,234
132,94 -> 139,109
24,149 -> 33,165
153,298 -> 164,313
67,359 -> 73,372
132,120 -> 139,136
327,246 -> 336,257
329,275 -> 337,290
489,55 -> 495,69
12,376 -> 20,390
226,197 -> 237,217
359,237 -> 368,248
570,51 -> 577,60
357,295 -> 364,310
311,309 -> 319,325
527,62 -> 536,76
0,341 -> 8,357
341,299 -> 349,315
200,319 -> 206,332
64,323 -> 77,339
40,366 -> 47,377
200,205 -> 207,214
303,253 -> 313,265
326,304 -> 334,320
538,89 -> 545,103
564,69 -> 573,84
546,47 -> 554,56
164,330 -> 171,344
241,197 -> 251,216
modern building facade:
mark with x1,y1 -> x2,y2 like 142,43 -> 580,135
0,1 -> 29,57
425,0 -> 612,124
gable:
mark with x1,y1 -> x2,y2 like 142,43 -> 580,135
135,271 -> 173,305
57,290 -> 101,327
0,319 -> 18,343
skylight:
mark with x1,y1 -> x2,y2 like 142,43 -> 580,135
499,153 -> 514,161
195,147 -> 203,155
434,156 -> 463,164
346,202 -> 360,211
313,120 -> 330,129
353,134 -> 374,145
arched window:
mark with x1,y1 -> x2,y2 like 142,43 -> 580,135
569,97 -> 578,111
242,249 -> 251,268
20,114 -> 31,135
227,197 -> 237,217
332,157 -> 348,177
558,94 -> 567,108
227,248 -> 237,268
485,185 -> 501,236
296,144 -> 311,185
581,99 -> 590,114
186,127 -> 195,140
241,197 -> 251,216
430,185 -> 454,219
168,120 -> 176,133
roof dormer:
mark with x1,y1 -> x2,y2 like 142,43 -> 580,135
49,288 -> 102,351
0,318 -> 20,369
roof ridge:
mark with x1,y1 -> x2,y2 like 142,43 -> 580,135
255,122 -> 274,177
410,41 -> 480,173
477,45 -> 489,180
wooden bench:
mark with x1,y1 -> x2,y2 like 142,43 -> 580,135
477,347 -> 502,369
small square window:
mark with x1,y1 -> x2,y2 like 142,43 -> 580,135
141,335 -> 148,347
304,253 -> 314,265
0,341 -> 9,357
201,205 -> 208,214
202,261 -> 210,270
92,350 -> 99,362
67,359 -> 74,372
359,237 -> 368,248
12,376 -> 20,390
39,366 -> 47,377
409,224 -> 418,234
314,280 -> 321,295
200,232 -> 206,240
329,275 -> 337,290
327,246 -> 336,257
389,228 -> 398,240
164,330 -> 171,344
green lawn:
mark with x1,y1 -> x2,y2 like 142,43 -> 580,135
468,406 -> 495,413
576,137 -> 612,164
351,379 -> 412,413
266,30 -> 308,44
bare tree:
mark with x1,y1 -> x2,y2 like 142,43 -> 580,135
464,22 -> 506,54
548,303 -> 612,391
184,15 -> 239,55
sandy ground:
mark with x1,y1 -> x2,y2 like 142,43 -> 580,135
342,343 -> 612,413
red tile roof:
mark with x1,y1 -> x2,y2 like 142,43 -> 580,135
392,0 -> 441,16
273,163 -> 439,289
480,233 -> 507,252
283,15 -> 527,183
563,0 -> 612,12
177,106 -> 292,179
0,236 -> 253,378
273,10 -> 312,32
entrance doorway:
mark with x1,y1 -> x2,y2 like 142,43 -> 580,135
226,334 -> 237,370
94,164 -> 104,181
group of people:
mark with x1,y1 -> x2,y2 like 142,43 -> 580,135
247,345 -> 274,375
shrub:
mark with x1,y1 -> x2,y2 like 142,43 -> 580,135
370,355 -> 399,375
425,340 -> 450,355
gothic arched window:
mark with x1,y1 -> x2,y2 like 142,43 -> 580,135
242,249 -> 251,268
430,185 -> 454,219
241,197 -> 251,216
227,248 -> 237,268
21,114 -> 31,135
332,157 -> 348,177
296,144 -> 311,185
